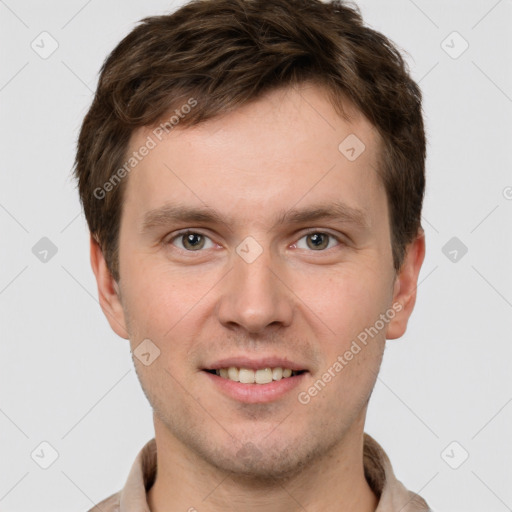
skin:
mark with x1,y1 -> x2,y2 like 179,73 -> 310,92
91,83 -> 425,512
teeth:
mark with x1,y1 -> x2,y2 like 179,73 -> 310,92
213,366 -> 301,384
255,368 -> 273,384
239,368 -> 255,384
272,367 -> 283,380
228,367 -> 239,382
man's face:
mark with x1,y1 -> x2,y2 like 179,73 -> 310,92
95,84 -> 422,479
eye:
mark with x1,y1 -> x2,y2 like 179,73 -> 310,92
169,231 -> 216,251
295,231 -> 341,251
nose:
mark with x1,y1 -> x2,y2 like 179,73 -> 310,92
216,245 -> 294,334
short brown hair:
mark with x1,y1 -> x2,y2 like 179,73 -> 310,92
74,0 -> 426,282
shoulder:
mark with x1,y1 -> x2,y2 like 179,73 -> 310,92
85,490 -> 121,512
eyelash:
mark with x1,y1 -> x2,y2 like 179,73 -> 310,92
166,229 -> 343,253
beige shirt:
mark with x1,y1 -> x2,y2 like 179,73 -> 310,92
88,433 -> 431,512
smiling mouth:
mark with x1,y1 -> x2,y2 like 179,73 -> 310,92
204,367 -> 306,384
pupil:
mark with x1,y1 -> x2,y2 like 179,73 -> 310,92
311,234 -> 322,245
308,233 -> 327,250
185,233 -> 203,249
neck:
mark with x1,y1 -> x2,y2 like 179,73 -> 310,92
147,416 -> 378,512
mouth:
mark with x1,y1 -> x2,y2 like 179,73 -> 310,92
201,358 -> 309,403
203,367 -> 306,384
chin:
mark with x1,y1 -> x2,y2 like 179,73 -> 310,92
192,427 -> 335,483
210,444 -> 312,482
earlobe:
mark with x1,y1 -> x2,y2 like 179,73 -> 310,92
386,230 -> 426,340
89,234 -> 130,339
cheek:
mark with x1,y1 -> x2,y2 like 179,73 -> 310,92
297,264 -> 392,343
122,259 -> 219,335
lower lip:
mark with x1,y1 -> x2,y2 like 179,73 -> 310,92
202,371 -> 307,404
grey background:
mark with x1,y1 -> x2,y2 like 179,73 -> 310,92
1,0 -> 511,511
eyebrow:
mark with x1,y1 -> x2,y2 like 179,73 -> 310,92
140,201 -> 369,234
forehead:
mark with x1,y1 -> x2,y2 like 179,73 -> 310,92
121,84 -> 385,229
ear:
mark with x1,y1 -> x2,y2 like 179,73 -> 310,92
89,234 -> 130,339
385,230 -> 426,340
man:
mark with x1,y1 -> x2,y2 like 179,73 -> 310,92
75,0 -> 431,510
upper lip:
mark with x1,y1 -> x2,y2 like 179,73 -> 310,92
202,356 -> 308,372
